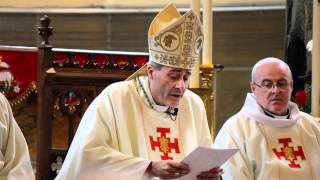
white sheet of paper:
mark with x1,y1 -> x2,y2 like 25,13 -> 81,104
176,146 -> 238,180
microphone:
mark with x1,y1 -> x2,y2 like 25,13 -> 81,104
166,107 -> 178,121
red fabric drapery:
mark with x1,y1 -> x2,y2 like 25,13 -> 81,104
0,47 -> 37,105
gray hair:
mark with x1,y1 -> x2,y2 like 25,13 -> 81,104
251,57 -> 293,83
148,61 -> 163,70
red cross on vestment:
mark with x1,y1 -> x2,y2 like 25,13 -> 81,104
149,127 -> 180,160
272,138 -> 306,168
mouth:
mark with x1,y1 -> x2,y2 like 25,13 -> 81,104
170,94 -> 182,100
171,94 -> 181,98
270,98 -> 283,103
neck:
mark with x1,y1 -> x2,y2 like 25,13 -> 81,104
263,108 -> 290,119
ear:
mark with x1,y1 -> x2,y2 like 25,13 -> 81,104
147,64 -> 154,80
250,82 -> 255,92
290,80 -> 294,89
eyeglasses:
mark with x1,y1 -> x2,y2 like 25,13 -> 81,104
254,80 -> 290,91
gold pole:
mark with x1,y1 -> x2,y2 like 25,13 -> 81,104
312,0 -> 320,116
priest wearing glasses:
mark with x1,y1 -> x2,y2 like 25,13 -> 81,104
56,4 -> 223,180
214,57 -> 320,179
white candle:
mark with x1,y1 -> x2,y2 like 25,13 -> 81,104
191,0 -> 200,17
312,0 -> 320,116
202,0 -> 213,65
190,0 -> 201,88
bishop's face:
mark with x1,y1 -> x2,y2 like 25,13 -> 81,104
148,64 -> 191,108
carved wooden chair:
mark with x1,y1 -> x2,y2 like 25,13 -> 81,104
36,15 -> 149,179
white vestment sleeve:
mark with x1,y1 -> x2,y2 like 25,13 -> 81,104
197,96 -> 213,147
56,88 -> 150,180
0,94 -> 35,180
213,116 -> 253,180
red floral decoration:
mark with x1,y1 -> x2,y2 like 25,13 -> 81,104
295,90 -> 308,108
132,56 -> 148,69
53,52 -> 69,67
113,55 -> 129,69
73,53 -> 89,68
92,54 -> 110,69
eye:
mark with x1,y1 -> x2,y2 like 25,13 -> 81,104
277,80 -> 289,88
169,74 -> 179,80
183,75 -> 190,81
261,80 -> 273,88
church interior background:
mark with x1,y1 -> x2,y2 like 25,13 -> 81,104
1,0 -> 317,178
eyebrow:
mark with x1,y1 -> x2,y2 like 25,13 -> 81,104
169,69 -> 191,76
261,78 -> 288,82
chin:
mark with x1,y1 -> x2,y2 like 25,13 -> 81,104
165,97 -> 181,107
168,103 -> 179,108
167,101 -> 180,108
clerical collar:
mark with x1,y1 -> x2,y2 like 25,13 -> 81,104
136,76 -> 178,120
263,109 -> 290,119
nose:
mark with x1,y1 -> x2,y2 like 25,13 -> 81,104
175,79 -> 187,90
270,84 -> 281,93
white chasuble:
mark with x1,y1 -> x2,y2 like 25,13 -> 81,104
214,93 -> 320,180
142,105 -> 185,161
56,76 -> 212,180
0,93 -> 35,180
260,125 -> 312,179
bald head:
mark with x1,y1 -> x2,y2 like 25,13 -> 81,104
250,57 -> 293,115
251,57 -> 292,83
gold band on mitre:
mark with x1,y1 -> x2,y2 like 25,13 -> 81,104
127,3 -> 203,80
